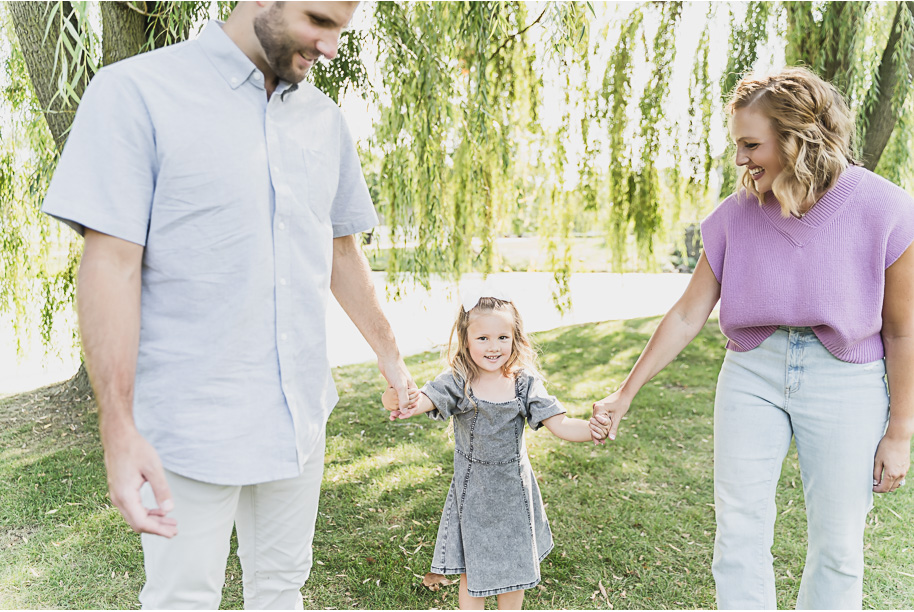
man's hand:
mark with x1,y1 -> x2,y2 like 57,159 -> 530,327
382,386 -> 421,420
103,426 -> 177,537
377,357 -> 418,412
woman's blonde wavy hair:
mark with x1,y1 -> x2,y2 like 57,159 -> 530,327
726,67 -> 857,218
447,297 -> 540,407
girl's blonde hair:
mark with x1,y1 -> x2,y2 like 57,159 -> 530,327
726,66 -> 857,218
447,297 -> 540,404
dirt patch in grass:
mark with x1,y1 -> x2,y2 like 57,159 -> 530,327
0,367 -> 95,447
0,525 -> 41,549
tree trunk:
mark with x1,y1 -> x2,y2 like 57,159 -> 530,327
54,361 -> 93,401
100,2 -> 148,66
819,1 -> 869,96
860,1 -> 914,170
7,1 -> 88,151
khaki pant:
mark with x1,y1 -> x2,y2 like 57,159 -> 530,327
138,435 -> 325,609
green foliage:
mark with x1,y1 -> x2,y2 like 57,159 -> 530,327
137,1 -> 212,49
631,1 -> 682,262
889,3 -> 914,120
599,10 -> 641,271
718,1 -> 771,199
538,2 -> 593,311
687,6 -> 714,193
371,1 -> 542,296
45,1 -> 99,109
309,29 -> 369,104
0,9 -> 79,355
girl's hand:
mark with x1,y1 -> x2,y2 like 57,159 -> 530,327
592,390 -> 630,443
589,415 -> 610,445
382,386 -> 420,420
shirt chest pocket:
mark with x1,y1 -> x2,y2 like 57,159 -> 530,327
286,148 -> 339,225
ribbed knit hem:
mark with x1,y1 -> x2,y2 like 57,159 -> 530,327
726,326 -> 886,364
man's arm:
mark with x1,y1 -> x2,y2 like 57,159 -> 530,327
330,234 -> 416,408
79,229 -> 177,537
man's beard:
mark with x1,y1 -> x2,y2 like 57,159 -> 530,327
253,5 -> 317,84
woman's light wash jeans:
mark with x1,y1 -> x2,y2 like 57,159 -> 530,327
713,327 -> 888,609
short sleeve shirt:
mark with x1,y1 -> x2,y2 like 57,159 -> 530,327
42,22 -> 378,485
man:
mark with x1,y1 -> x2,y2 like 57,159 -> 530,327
42,2 -> 414,608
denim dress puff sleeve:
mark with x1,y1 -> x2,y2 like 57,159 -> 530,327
421,371 -> 474,421
521,373 -> 566,430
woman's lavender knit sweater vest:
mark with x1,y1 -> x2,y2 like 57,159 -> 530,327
700,166 -> 914,363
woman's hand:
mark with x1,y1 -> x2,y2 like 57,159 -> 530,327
873,433 -> 911,493
591,390 -> 631,443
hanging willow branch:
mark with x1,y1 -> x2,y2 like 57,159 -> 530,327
488,5 -> 547,63
718,1 -> 771,198
687,6 -> 713,193
631,1 -> 682,261
599,9 -> 641,270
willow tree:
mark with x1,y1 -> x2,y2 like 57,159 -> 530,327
3,0 -> 914,370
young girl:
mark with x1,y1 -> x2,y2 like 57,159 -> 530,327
382,294 -> 606,610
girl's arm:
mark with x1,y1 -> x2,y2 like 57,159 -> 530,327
591,253 -> 721,442
541,413 -> 605,442
876,243 -> 914,493
381,386 -> 435,420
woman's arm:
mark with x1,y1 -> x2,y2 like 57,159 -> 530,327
542,413 -> 605,442
876,243 -> 914,493
591,253 -> 721,442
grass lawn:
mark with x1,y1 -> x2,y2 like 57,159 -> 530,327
1,317 -> 912,609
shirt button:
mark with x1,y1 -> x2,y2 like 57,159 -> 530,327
230,77 -> 238,85
271,166 -> 279,175
281,333 -> 288,341
279,278 -> 287,286
278,221 -> 286,231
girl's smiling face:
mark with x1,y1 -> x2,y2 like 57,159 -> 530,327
730,107 -> 784,196
466,310 -> 515,375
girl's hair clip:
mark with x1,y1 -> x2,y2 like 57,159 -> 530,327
459,280 -> 512,312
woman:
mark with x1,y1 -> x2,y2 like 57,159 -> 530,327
590,67 -> 913,609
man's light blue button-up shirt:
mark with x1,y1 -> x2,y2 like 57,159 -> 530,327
43,22 -> 378,485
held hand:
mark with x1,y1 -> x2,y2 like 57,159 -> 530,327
377,357 -> 418,412
873,433 -> 911,493
382,386 -> 420,420
590,415 -> 610,445
592,390 -> 631,443
102,427 -> 177,537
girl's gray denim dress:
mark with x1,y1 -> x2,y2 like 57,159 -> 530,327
420,370 -> 566,597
